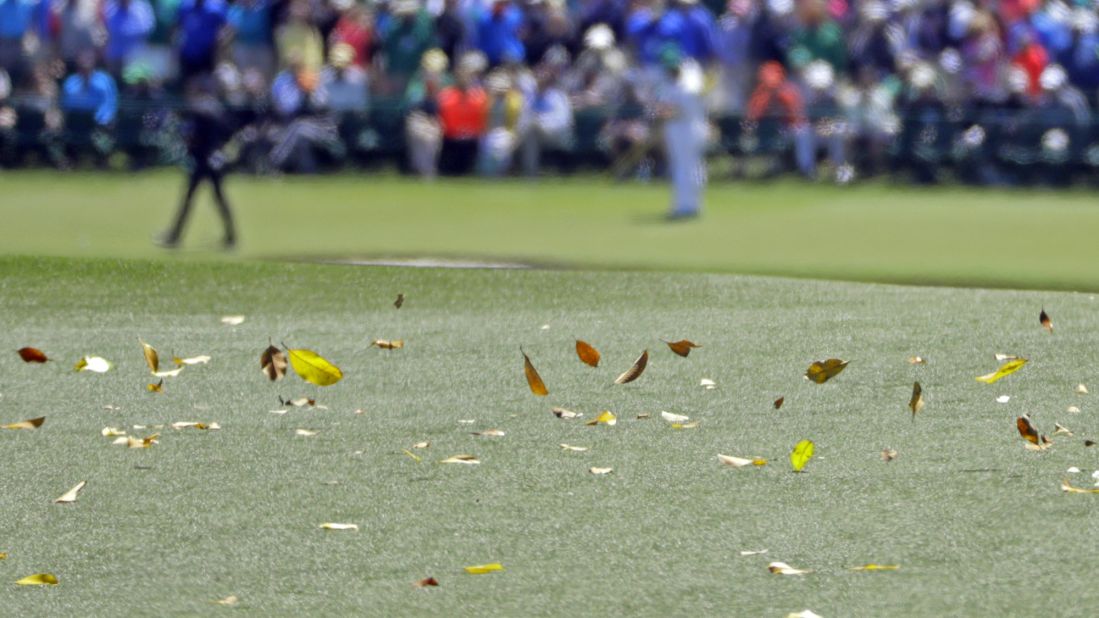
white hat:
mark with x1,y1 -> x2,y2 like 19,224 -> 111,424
1039,64 -> 1067,91
803,60 -> 834,90
584,24 -> 615,50
1006,65 -> 1029,94
1073,7 -> 1098,33
909,62 -> 936,90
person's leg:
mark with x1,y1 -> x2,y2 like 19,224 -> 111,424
159,166 -> 204,246
209,168 -> 237,248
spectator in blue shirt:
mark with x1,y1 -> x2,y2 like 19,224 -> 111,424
227,0 -> 275,78
476,0 -> 524,67
104,0 -> 155,75
655,0 -> 716,64
61,52 -> 119,125
177,0 -> 228,81
0,0 -> 38,83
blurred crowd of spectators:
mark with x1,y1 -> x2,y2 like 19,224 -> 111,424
2,0 -> 1099,183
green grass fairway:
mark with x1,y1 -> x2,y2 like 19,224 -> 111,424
3,255 -> 1099,615
3,171 -> 1099,291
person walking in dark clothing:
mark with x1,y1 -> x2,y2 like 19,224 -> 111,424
157,79 -> 237,249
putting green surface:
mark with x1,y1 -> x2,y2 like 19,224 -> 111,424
3,171 -> 1099,291
2,256 -> 1098,615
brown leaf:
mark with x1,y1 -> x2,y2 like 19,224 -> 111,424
575,340 -> 601,367
17,347 -> 48,363
773,396 -> 785,410
261,345 -> 287,381
805,358 -> 849,384
881,448 -> 898,462
1040,308 -> 1053,333
1086,440 -> 1096,447
394,293 -> 405,309
371,339 -> 404,350
614,350 -> 649,384
1061,479 -> 1099,494
664,340 -> 701,357
3,416 -> 45,430
1017,416 -> 1040,445
909,382 -> 924,418
522,349 -> 548,396
551,407 -> 581,419
415,577 -> 438,587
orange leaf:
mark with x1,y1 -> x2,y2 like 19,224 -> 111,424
575,340 -> 601,367
522,349 -> 548,396
1016,416 -> 1040,445
1040,308 -> 1053,333
17,347 -> 48,363
664,339 -> 701,357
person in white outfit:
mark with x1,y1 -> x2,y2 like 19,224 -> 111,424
653,44 -> 707,220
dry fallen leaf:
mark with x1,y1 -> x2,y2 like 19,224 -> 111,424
295,429 -> 318,437
773,396 -> 784,410
1054,423 -> 1073,437
319,523 -> 359,531
147,380 -> 164,394
101,427 -> 126,437
127,434 -> 159,448
214,595 -> 239,606
739,549 -> 768,556
614,350 -> 649,384
635,412 -> 651,419
586,411 -> 617,426
976,358 -> 1027,384
1061,479 -> 1099,494
172,354 -> 210,366
17,347 -> 48,363
171,421 -> 218,430
15,573 -> 58,586
152,367 -> 184,378
671,421 -> 701,429
787,611 -> 822,618
412,441 -> 430,449
1017,416 -> 1041,445
394,293 -> 405,309
440,455 -> 480,465
909,382 -> 924,418
995,353 -> 1021,361
717,454 -> 767,468
661,411 -> 689,423
522,349 -> 548,396
371,339 -> 404,350
805,358 -> 848,384
282,397 -> 317,407
768,562 -> 810,575
997,395 -> 1011,403
472,429 -> 506,437
1040,308 -> 1053,333
414,577 -> 438,588
261,345 -> 288,381
140,340 -> 159,373
589,467 -> 614,475
1068,406 -> 1082,414
850,564 -> 900,572
560,444 -> 589,452
403,450 -> 422,462
700,378 -> 716,390
464,563 -> 503,574
551,407 -> 581,419
3,416 -> 45,430
1077,384 -> 1089,395
664,339 -> 701,357
1086,440 -> 1096,447
74,356 -> 110,373
907,356 -> 927,365
0,552 -> 6,560
221,315 -> 245,326
881,448 -> 898,462
53,480 -> 87,504
288,349 -> 343,386
575,340 -> 601,367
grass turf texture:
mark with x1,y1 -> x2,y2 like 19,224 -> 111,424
3,255 -> 1099,615
4,171 -> 1099,291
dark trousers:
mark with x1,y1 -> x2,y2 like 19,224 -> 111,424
439,137 -> 478,176
165,161 -> 236,244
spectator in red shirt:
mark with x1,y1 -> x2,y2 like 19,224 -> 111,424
436,57 -> 488,175
329,4 -> 373,69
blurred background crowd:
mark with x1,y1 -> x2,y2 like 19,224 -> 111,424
2,0 -> 1099,184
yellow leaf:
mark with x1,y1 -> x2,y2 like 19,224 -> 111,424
768,562 -> 810,575
671,421 -> 701,429
909,382 -> 924,417
585,410 -> 617,426
147,380 -> 164,393
522,349 -> 548,396
440,454 -> 480,465
805,358 -> 848,384
0,552 -> 6,560
53,480 -> 87,504
3,416 -> 45,430
575,340 -> 601,367
664,339 -> 701,357
261,345 -> 287,381
371,339 -> 404,350
614,350 -> 649,384
140,340 -> 159,373
1061,479 -> 1099,494
15,573 -> 58,586
74,356 -> 110,373
320,523 -> 358,531
850,564 -> 900,571
464,563 -> 503,574
976,358 -> 1028,384
589,467 -> 613,475
403,449 -> 422,462
790,439 -> 815,472
287,349 -> 343,386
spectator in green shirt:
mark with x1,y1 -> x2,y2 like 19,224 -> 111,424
787,0 -> 846,74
